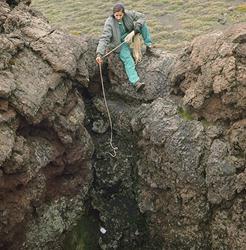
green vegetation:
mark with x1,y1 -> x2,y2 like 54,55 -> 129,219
177,107 -> 194,121
31,1 -> 246,52
64,215 -> 100,250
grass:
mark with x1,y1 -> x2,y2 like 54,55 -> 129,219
31,0 -> 246,52
236,3 -> 246,12
177,107 -> 194,121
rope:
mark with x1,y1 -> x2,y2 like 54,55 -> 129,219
98,37 -> 141,157
102,41 -> 126,59
98,63 -> 118,157
97,41 -> 126,157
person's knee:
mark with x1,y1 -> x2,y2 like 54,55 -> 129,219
120,53 -> 133,62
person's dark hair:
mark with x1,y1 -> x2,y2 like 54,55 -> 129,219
113,3 -> 125,13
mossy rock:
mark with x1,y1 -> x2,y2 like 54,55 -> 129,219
177,106 -> 194,121
64,215 -> 100,250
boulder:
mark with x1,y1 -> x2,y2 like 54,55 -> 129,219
171,23 -> 246,122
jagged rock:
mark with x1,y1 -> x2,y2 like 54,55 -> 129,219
130,94 -> 245,249
131,97 -> 210,248
171,23 -> 246,122
0,1 -> 245,250
4,0 -> 31,8
107,49 -> 175,102
0,3 -> 94,250
0,3 -> 10,33
0,124 -> 15,165
0,71 -> 16,97
84,37 -> 100,83
206,139 -> 242,204
228,119 -> 246,155
92,119 -> 109,134
211,197 -> 246,249
24,196 -> 87,250
81,23 -> 246,250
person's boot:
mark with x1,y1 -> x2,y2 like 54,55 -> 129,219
135,81 -> 145,92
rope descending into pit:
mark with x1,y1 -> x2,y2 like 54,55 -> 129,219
98,37 -> 142,157
98,63 -> 118,157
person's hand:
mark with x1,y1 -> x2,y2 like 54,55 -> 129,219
124,30 -> 135,44
96,55 -> 103,64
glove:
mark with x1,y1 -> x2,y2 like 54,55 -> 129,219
96,54 -> 103,64
124,30 -> 135,44
134,23 -> 142,34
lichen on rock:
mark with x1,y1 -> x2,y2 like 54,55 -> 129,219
0,1 -> 245,250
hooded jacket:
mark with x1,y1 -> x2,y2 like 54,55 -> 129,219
96,10 -> 145,56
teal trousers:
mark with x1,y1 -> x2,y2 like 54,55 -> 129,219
119,24 -> 152,85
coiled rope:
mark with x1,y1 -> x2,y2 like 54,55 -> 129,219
98,36 -> 142,157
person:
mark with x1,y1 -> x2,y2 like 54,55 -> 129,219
96,3 -> 153,92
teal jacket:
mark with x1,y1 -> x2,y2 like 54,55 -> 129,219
96,10 -> 146,56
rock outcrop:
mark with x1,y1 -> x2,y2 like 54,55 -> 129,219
88,23 -> 245,249
171,24 -> 246,122
0,1 -> 93,249
0,1 -> 245,250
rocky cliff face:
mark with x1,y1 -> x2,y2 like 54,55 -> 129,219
94,22 -> 245,249
0,1 -> 245,250
0,1 -> 93,249
171,24 -> 246,122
